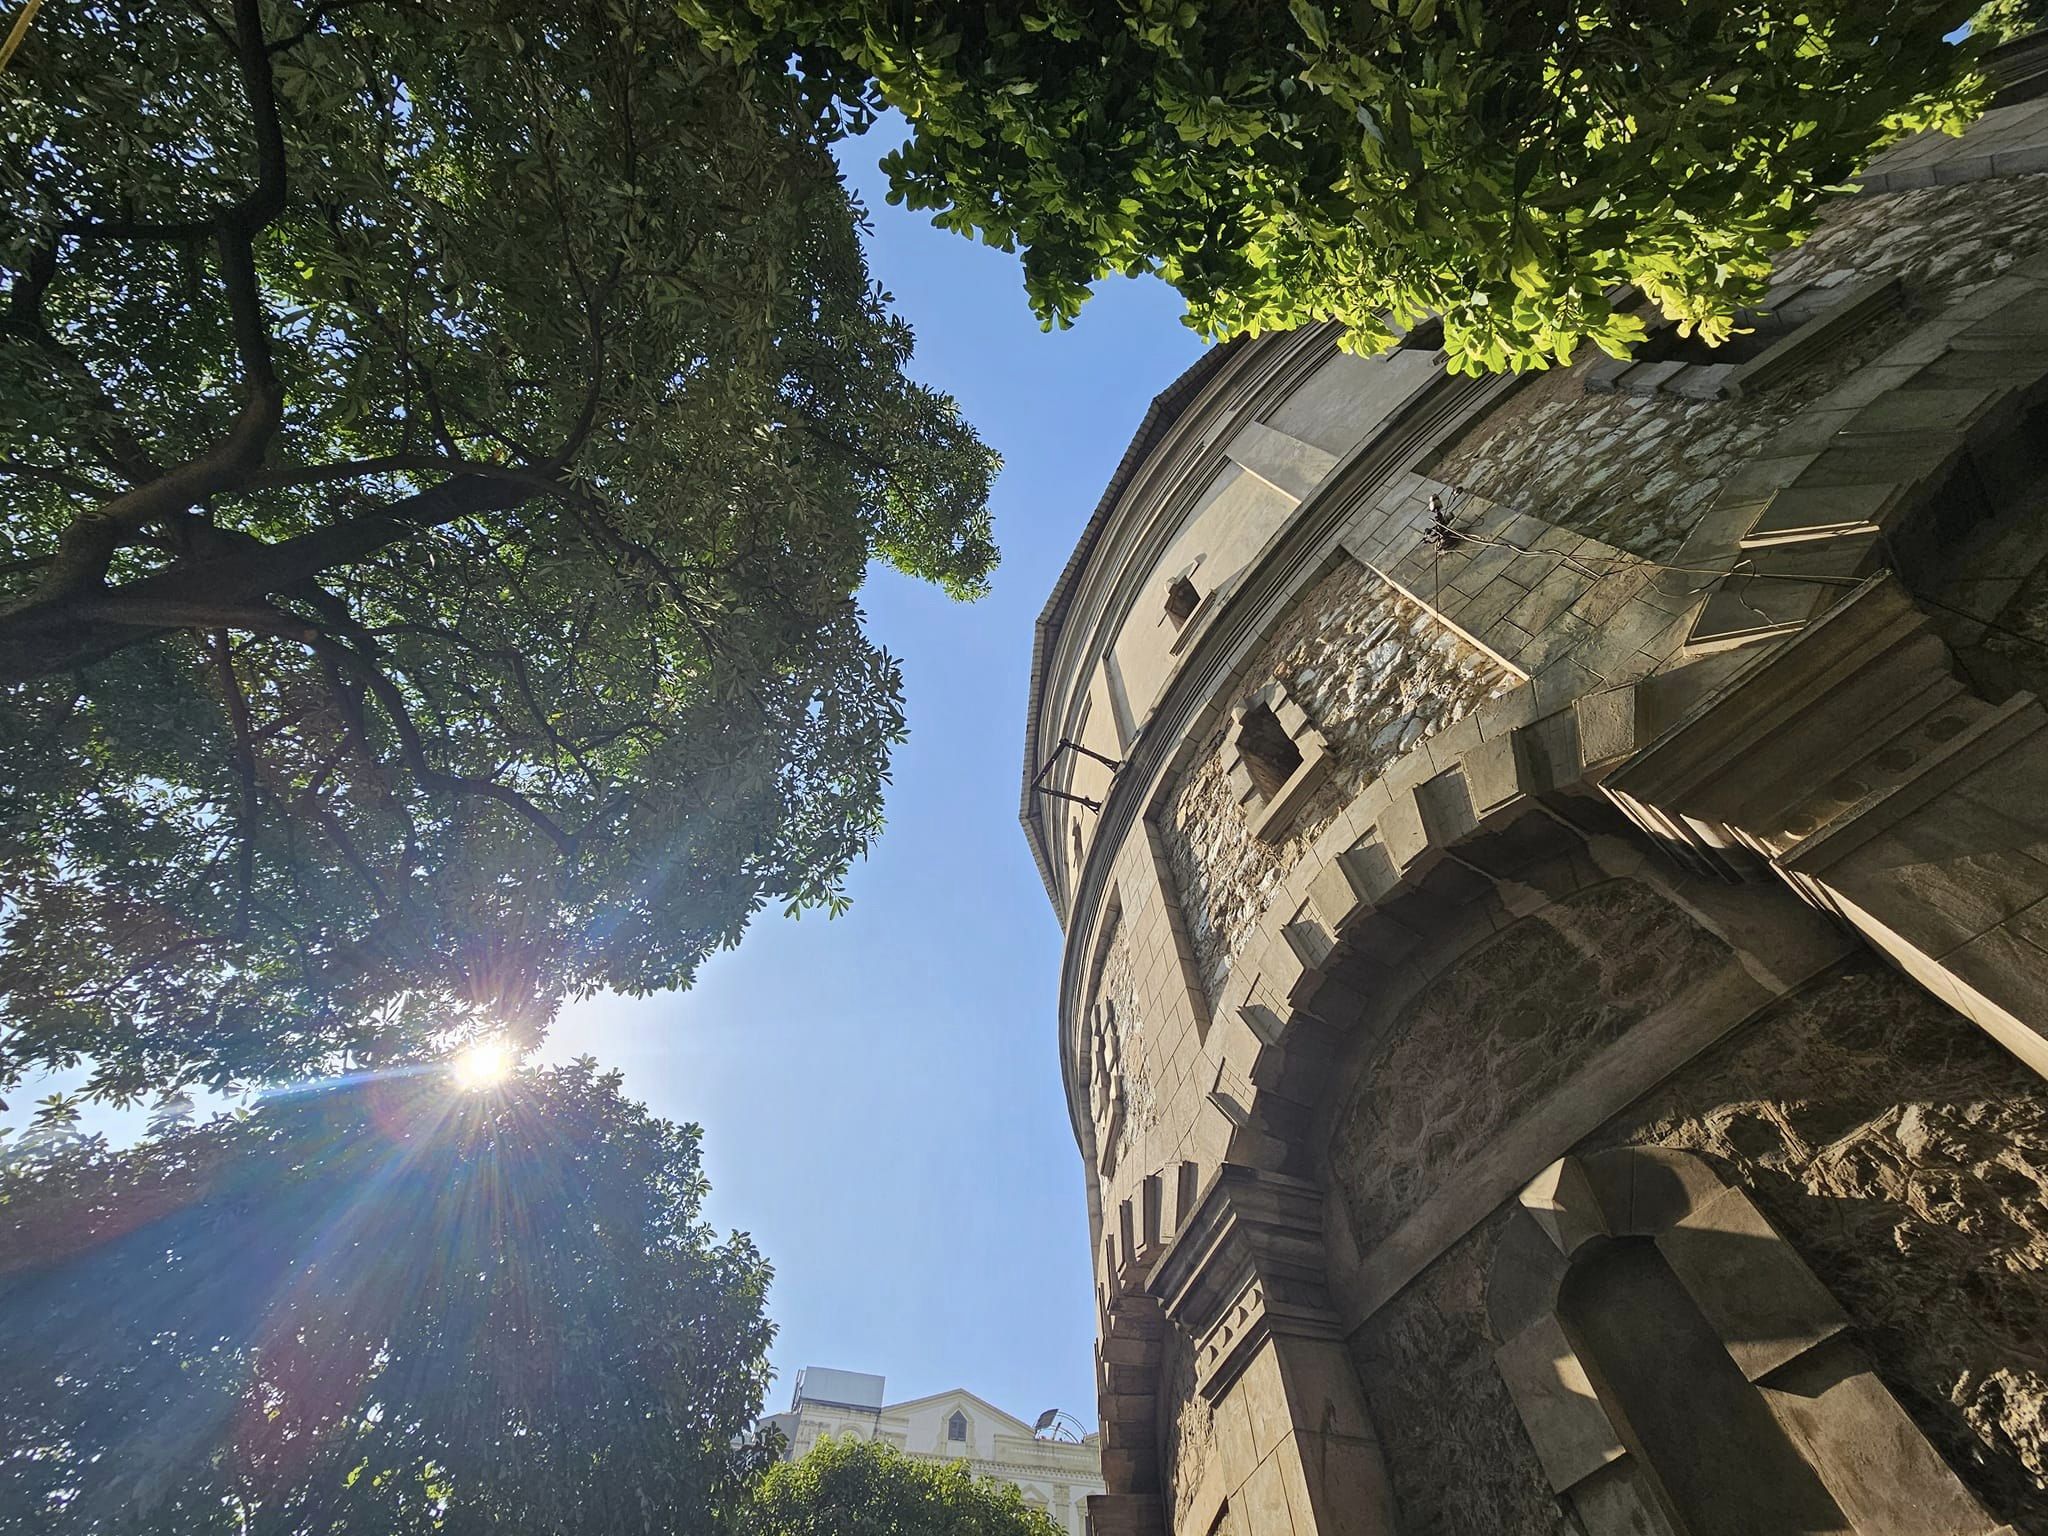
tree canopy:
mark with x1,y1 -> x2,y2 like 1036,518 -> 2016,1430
0,0 -> 998,1104
684,0 -> 1988,371
0,1059 -> 775,1535
752,1435 -> 1066,1536
1970,0 -> 2047,43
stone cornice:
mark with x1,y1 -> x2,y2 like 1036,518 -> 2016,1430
1145,1164 -> 1341,1401
1052,364 -> 1522,1143
1024,327 -> 1343,920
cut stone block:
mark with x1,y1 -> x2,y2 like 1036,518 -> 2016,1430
1495,1316 -> 1627,1493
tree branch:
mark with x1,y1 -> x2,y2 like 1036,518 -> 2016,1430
207,630 -> 261,939
314,628 -> 579,859
0,475 -> 532,681
0,457 -> 117,497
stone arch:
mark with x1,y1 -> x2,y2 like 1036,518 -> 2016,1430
1485,1147 -> 2007,1536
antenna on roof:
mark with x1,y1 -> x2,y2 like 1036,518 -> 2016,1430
1034,1409 -> 1085,1442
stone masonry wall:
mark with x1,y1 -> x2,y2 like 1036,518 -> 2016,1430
1583,957 -> 2048,1531
1161,557 -> 1513,998
1425,172 -> 2048,561
1343,957 -> 2048,1536
1324,878 -> 1733,1257
1158,1328 -> 1214,1536
1098,912 -> 1153,1174
1349,1213 -> 1569,1536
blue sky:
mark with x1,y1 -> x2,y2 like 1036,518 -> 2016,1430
540,138 -> 1203,1425
4,122 -> 1204,1432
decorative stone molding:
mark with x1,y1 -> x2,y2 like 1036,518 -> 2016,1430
1137,1165 -> 1398,1536
1674,257 -> 2048,653
1147,1166 -> 1342,1403
1605,574 -> 2048,1079
1487,1149 -> 2012,1536
1093,1293 -> 1168,1510
1087,1493 -> 1168,1536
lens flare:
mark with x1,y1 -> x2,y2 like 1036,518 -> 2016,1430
450,1040 -> 515,1090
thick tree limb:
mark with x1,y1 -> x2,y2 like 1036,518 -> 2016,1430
0,475 -> 531,680
8,0 -> 290,616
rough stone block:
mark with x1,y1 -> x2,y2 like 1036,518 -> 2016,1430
1085,1495 -> 1166,1536
1306,855 -> 1372,935
1619,359 -> 1686,395
1515,708 -> 1582,791
1574,685 -> 1643,767
1568,1462 -> 1686,1536
1743,481 -> 1900,544
1282,903 -> 1335,970
1270,1336 -> 1377,1445
1376,788 -> 1431,870
1942,923 -> 2048,1077
1240,1451 -> 1295,1536
1414,765 -> 1478,846
1486,1211 -> 1570,1344
1667,361 -> 1737,400
1236,1339 -> 1294,1464
1460,729 -> 1533,816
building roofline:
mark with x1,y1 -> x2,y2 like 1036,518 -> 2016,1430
877,1386 -> 1039,1433
1017,336 -> 1247,912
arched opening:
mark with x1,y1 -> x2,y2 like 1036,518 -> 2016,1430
1558,1239 -> 1853,1536
947,1410 -> 969,1444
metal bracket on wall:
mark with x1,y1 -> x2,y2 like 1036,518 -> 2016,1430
1031,736 -> 1123,814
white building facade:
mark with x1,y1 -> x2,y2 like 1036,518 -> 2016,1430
762,1367 -> 1104,1536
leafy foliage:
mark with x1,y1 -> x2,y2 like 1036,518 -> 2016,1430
0,0 -> 999,1102
1970,0 -> 2047,44
0,1058 -> 775,1535
684,0 -> 1988,371
753,1435 -> 1066,1536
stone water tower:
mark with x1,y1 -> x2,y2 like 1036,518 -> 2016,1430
1021,56 -> 2048,1536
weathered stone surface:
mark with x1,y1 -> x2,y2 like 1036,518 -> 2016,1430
1162,558 -> 1514,999
1423,174 -> 2048,562
1582,958 -> 2048,1530
1348,1215 -> 1571,1536
1327,878 -> 1733,1253
1094,913 -> 1154,1175
1159,1330 -> 1217,1536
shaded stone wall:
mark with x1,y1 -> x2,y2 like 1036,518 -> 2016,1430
1425,172 -> 2048,561
1582,958 -> 2048,1531
1348,1215 -> 1568,1536
1098,913 -> 1153,1173
1339,956 -> 2048,1536
1326,878 -> 1733,1254
1157,1330 -> 1214,1536
1161,558 -> 1513,997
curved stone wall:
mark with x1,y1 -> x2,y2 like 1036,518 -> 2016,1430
1160,556 -> 1515,999
1346,958 -> 2048,1536
1427,172 -> 2048,563
1028,96 -> 2048,1536
1326,878 -> 1733,1256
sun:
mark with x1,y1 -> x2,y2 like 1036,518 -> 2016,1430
450,1039 -> 515,1090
